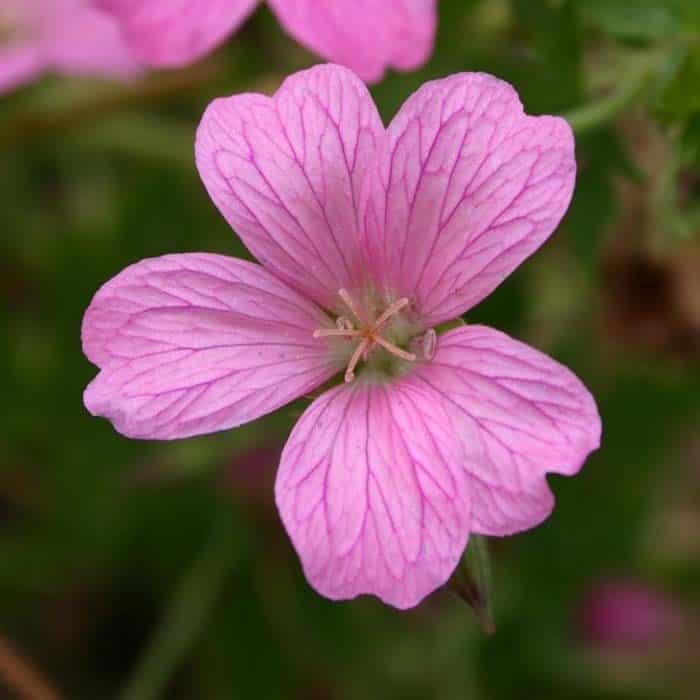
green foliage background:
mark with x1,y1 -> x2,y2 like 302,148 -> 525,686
1,1 -> 699,698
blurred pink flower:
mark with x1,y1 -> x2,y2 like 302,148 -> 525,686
96,0 -> 437,83
82,65 -> 601,608
221,444 -> 281,503
580,580 -> 683,649
0,0 -> 140,94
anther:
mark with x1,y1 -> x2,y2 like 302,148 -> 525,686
422,329 -> 437,360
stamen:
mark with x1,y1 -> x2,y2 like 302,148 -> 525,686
313,328 -> 361,339
345,337 -> 371,383
316,289 -> 420,382
373,335 -> 416,362
338,288 -> 366,325
372,297 -> 410,331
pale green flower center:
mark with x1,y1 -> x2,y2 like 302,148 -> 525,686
314,288 -> 435,382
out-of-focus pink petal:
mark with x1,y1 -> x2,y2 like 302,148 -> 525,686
47,2 -> 141,77
268,0 -> 436,84
276,377 -> 471,609
0,44 -> 45,94
196,64 -> 384,310
96,0 -> 260,67
0,0 -> 45,93
82,254 -> 340,440
0,0 -> 140,93
579,580 -> 683,649
413,325 -> 600,535
365,73 -> 576,326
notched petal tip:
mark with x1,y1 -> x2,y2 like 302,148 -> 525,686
377,71 -> 578,326
195,63 -> 384,310
413,324 -> 600,537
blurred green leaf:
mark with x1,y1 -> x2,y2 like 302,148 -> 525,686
510,0 -> 583,111
564,128 -> 640,266
578,0 -> 681,40
656,45 -> 700,123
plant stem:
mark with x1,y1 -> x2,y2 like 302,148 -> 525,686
117,509 -> 241,700
0,634 -> 64,700
0,62 -> 218,150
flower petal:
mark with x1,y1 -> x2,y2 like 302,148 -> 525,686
366,73 -> 575,326
47,2 -> 141,78
95,0 -> 259,67
268,0 -> 436,83
0,44 -> 45,95
413,325 -> 601,535
82,254 -> 339,440
276,378 -> 471,609
195,63 -> 384,311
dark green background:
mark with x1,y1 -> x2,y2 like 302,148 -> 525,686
2,1 -> 699,698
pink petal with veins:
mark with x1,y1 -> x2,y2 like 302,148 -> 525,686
196,64 -> 384,310
83,66 -> 601,610
268,0 -> 436,84
95,0 -> 260,67
364,72 -> 576,326
413,326 -> 600,535
82,254 -> 341,440
276,377 -> 471,609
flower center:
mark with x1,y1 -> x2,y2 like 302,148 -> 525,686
314,289 -> 434,382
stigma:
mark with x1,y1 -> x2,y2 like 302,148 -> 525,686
314,289 -> 417,382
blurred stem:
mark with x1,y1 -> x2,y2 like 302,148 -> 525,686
118,509 -> 240,700
0,634 -> 64,700
563,52 -> 662,134
71,115 -> 194,169
0,61 -> 219,150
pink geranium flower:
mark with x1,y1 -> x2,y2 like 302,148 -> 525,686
96,0 -> 436,83
82,65 -> 601,609
0,0 -> 140,95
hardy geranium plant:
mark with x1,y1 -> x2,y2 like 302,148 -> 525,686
0,0 -> 139,94
82,65 -> 601,609
96,0 -> 436,83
